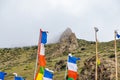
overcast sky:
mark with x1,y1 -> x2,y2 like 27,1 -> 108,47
0,0 -> 120,48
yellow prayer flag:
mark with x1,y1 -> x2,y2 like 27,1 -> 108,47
36,73 -> 43,80
97,59 -> 100,66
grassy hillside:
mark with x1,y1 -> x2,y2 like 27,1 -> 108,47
0,39 -> 120,80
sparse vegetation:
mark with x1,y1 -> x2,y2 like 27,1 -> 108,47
1,37 -> 120,80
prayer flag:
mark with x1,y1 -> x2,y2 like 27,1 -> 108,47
67,54 -> 80,80
43,68 -> 54,80
41,32 -> 47,44
0,72 -> 7,80
14,76 -> 24,80
94,27 -> 99,32
116,33 -> 120,38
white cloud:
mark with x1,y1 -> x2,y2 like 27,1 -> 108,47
47,0 -> 89,16
0,0 -> 120,47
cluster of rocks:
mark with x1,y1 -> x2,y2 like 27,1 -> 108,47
79,56 -> 116,80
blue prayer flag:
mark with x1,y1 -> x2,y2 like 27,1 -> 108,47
41,31 -> 47,44
14,76 -> 24,80
68,54 -> 80,64
116,33 -> 120,38
0,72 -> 7,80
43,69 -> 54,80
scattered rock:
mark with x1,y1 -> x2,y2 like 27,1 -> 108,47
54,60 -> 66,71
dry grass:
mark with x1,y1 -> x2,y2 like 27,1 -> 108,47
1,39 -> 120,80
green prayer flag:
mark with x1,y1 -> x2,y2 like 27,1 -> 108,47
68,78 -> 74,80
40,67 -> 44,74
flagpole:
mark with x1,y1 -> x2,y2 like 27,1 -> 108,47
64,55 -> 69,80
114,30 -> 118,80
33,52 -> 38,80
33,29 -> 42,80
94,27 -> 98,80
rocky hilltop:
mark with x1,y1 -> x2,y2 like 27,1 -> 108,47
50,28 -> 78,57
60,28 -> 78,52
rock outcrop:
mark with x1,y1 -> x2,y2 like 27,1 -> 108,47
60,28 -> 78,52
52,28 -> 78,57
79,56 -> 116,80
